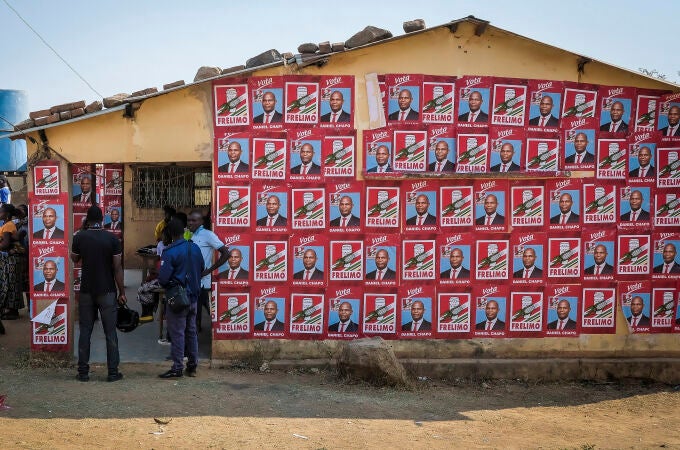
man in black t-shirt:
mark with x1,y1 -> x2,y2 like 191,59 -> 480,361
71,206 -> 126,382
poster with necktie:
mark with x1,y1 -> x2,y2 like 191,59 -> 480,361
475,237 -> 510,281
326,286 -> 362,339
252,240 -> 288,283
426,124 -> 456,174
616,234 -> 651,277
385,73 -> 423,126
546,178 -> 582,232
491,79 -> 528,127
456,75 -> 492,129
30,254 -> 68,299
650,285 -> 677,333
626,131 -> 658,185
288,292 -> 325,337
291,187 -> 325,230
30,198 -> 67,244
252,182 -> 289,234
596,138 -> 628,180
398,285 -> 435,339
103,197 -> 123,236
561,84 -> 598,120
634,90 -> 664,132
364,234 -> 399,288
582,182 -> 617,225
401,239 -> 436,281
362,291 -> 398,338
455,130 -> 489,174
251,285 -> 288,339
580,284 -> 617,334
507,289 -> 544,338
250,133 -> 288,181
71,163 -> 96,209
618,185 -> 653,230
562,117 -> 598,171
547,236 -> 582,280
473,179 -> 508,232
437,233 -> 475,286
214,291 -> 250,337
619,280 -> 652,334
489,127 -> 525,174
327,180 -> 363,234
510,232 -> 546,286
248,76 -> 284,130
363,127 -> 395,177
288,128 -> 323,183
598,85 -> 635,136
472,284 -> 508,338
213,79 -> 250,128
510,183 -> 545,230
215,184 -> 251,229
439,182 -> 474,229
290,233 -> 327,288
214,132 -> 251,182
582,228 -> 617,282
651,232 -> 680,280
403,178 -> 439,234
527,79 -> 563,132
421,75 -> 456,124
321,131 -> 356,178
435,290 -> 472,338
656,92 -> 680,141
392,128 -> 427,173
364,185 -> 400,230
31,299 -> 69,351
328,239 -> 364,282
215,232 -> 251,287
544,284 -> 580,337
525,134 -> 561,173
33,160 -> 61,197
656,146 -> 680,189
653,190 -> 680,228
318,74 -> 354,129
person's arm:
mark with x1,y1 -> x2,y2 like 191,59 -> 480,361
113,254 -> 126,304
158,251 -> 174,287
202,241 -> 229,277
71,234 -> 81,263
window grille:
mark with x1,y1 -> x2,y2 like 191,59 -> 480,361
132,165 -> 211,209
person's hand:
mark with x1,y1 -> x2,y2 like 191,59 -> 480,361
117,294 -> 127,305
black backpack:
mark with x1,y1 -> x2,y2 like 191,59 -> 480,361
117,304 -> 139,332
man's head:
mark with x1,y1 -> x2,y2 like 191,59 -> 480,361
187,210 -> 204,233
227,141 -> 242,163
668,105 -> 680,127
485,300 -> 499,321
558,193 -> 574,214
266,195 -> 281,216
638,146 -> 652,167
79,174 -> 92,194
434,141 -> 450,162
484,194 -> 498,215
86,205 -> 103,226
522,248 -> 537,269
329,90 -> 344,113
415,194 -> 430,216
110,209 -> 120,223
302,249 -> 317,270
338,196 -> 353,217
663,243 -> 677,264
263,300 -> 278,321
629,190 -> 644,212
410,301 -> 425,322
338,302 -> 353,322
261,92 -> 276,114
468,91 -> 483,113
375,249 -> 389,270
43,260 -> 57,282
166,217 -> 185,240
574,132 -> 589,154
449,248 -> 464,269
609,101 -> 625,122
499,143 -> 515,164
375,145 -> 390,166
556,300 -> 571,321
299,143 -> 314,165
630,296 -> 644,317
228,248 -> 243,270
539,96 -> 554,117
397,89 -> 413,111
42,207 -> 57,229
593,244 -> 608,265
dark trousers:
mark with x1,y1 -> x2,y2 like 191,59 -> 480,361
78,292 -> 119,375
166,302 -> 198,372
196,287 -> 211,329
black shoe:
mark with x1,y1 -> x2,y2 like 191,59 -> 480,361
186,366 -> 197,377
0,321 -> 5,335
76,373 -> 90,382
159,369 -> 183,379
107,372 -> 123,382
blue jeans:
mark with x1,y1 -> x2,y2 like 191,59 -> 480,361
166,302 -> 198,371
78,292 -> 119,375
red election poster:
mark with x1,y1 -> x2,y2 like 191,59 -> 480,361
215,132 -> 251,181
385,73 -> 423,124
31,251 -> 69,299
322,131 -> 356,178
253,182 -> 288,233
71,163 -> 96,209
363,291 -> 398,338
619,280 -> 652,334
510,183 -> 545,229
547,235 -> 581,280
421,75 -> 455,124
598,85 -> 635,136
581,285 -> 617,334
653,190 -> 680,228
73,266 -> 81,292
31,299 -> 68,349
616,233 -> 651,277
329,239 -> 364,283
525,134 -> 560,173
291,187 -> 325,230
582,228 -> 617,281
634,92 -> 660,132
214,290 -> 250,337
378,75 -> 388,122
103,197 -> 123,235
398,285 -> 435,338
214,80 -> 250,127
289,128 -> 323,182
363,127 -> 394,176
215,184 -> 250,229
618,185 -> 652,230
491,80 -> 528,127
657,92 -> 680,139
401,239 -> 436,282
403,179 -> 438,234
489,127 -> 524,173
252,239 -> 288,283
596,138 -> 628,180
583,182 -> 617,225
365,184 -> 400,230
284,76 -> 320,126
544,284 -> 580,337
319,74 -> 354,128
249,76 -> 284,129
473,179 -> 508,232
437,233 -> 475,286
327,180 -> 363,233
364,234 -> 399,287
215,232 -> 250,286
457,75 -> 492,127
472,284 -> 509,337
652,232 -> 680,279
427,124 -> 456,174
103,165 -> 123,196
326,285 -> 362,339
290,234 -> 327,287
436,290 -> 472,337
33,160 -> 60,196
289,292 -> 325,337
627,131 -> 657,185
561,85 -> 598,119
547,178 -> 582,231
73,211 -> 85,233
510,232 -> 546,285
392,128 -> 427,173
527,79 -> 563,131
30,196 -> 67,244
252,285 -> 288,338
455,130 -> 489,174
507,289 -> 544,337
657,147 -> 680,189
210,282 -> 218,323
475,236 -> 510,282
439,182 -> 474,229
562,117 -> 598,170
651,285 -> 677,333
251,133 -> 287,181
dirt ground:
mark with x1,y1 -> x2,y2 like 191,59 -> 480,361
1,318 -> 680,449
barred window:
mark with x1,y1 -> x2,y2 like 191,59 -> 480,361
132,165 -> 211,209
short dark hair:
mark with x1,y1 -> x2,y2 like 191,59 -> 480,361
174,212 -> 188,228
86,205 -> 103,223
166,217 -> 185,238
163,205 -> 176,215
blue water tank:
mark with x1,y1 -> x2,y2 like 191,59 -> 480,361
0,90 -> 28,172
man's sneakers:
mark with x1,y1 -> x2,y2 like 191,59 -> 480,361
139,315 -> 154,324
185,365 -> 197,377
107,372 -> 124,382
158,369 -> 183,379
76,373 -> 90,382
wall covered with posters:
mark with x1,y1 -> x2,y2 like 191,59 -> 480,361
209,72 -> 680,353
